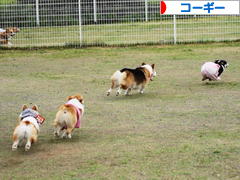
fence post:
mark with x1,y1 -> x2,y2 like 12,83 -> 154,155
145,0 -> 148,21
36,0 -> 40,26
93,0 -> 97,23
173,15 -> 177,44
78,0 -> 83,46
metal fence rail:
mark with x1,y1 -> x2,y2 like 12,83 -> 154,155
0,0 -> 239,47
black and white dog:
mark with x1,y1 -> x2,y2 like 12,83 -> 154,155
201,60 -> 228,81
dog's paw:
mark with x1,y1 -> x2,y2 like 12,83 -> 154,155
12,145 -> 18,151
25,145 -> 31,151
68,134 -> 72,139
61,132 -> 67,139
54,131 -> 60,137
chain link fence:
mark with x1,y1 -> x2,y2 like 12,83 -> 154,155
0,0 -> 239,47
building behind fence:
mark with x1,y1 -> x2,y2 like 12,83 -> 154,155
0,0 -> 239,47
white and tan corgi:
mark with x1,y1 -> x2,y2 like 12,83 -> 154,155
0,27 -> 20,46
54,95 -> 84,139
107,63 -> 156,96
12,105 -> 45,151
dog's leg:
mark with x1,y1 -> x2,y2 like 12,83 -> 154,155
139,85 -> 145,94
66,128 -> 74,139
12,135 -> 20,151
116,87 -> 121,96
8,41 -> 13,47
107,81 -> 114,96
107,88 -> 112,96
61,131 -> 67,138
54,125 -> 62,137
202,76 -> 207,81
107,81 -> 118,96
25,139 -> 31,151
125,88 -> 131,96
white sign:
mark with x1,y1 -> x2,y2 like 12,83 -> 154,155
160,1 -> 240,15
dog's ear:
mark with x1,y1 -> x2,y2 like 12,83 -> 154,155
79,99 -> 84,104
22,104 -> 28,111
142,62 -> 146,65
151,64 -> 155,69
32,105 -> 38,111
67,96 -> 74,101
214,60 -> 220,64
220,60 -> 227,65
75,95 -> 84,104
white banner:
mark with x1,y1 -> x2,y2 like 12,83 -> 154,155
161,1 -> 240,15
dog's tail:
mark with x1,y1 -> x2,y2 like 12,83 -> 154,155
23,121 -> 31,125
54,105 -> 73,123
14,121 -> 33,140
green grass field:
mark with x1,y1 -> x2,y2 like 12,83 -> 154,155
0,42 -> 240,179
9,16 -> 240,47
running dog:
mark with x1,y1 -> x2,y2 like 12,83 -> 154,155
54,95 -> 84,139
107,63 -> 156,96
0,27 -> 20,46
12,105 -> 45,151
201,60 -> 228,81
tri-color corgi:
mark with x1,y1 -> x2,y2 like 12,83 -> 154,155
12,105 -> 45,151
54,95 -> 84,139
107,63 -> 156,96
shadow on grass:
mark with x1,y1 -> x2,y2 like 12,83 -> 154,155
46,128 -> 100,144
1,158 -> 24,168
105,92 -> 159,101
201,81 -> 239,88
6,130 -> 99,157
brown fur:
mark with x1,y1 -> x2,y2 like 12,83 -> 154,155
0,27 -> 20,45
12,134 -> 18,142
12,105 -> 40,151
24,121 -> 31,125
121,72 -> 135,89
0,32 -> 9,44
54,94 -> 84,139
142,68 -> 151,80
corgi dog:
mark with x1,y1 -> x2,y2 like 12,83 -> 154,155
0,27 -> 20,46
12,105 -> 45,151
107,63 -> 156,96
201,60 -> 228,81
54,95 -> 84,139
